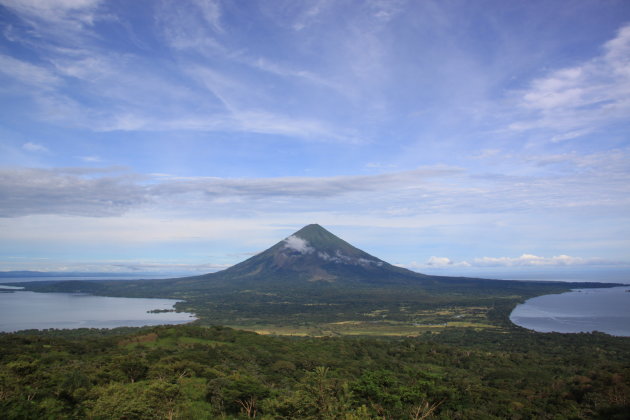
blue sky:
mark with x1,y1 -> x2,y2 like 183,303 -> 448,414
1,0 -> 629,281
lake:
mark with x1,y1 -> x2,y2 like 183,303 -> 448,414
510,286 -> 630,336
0,290 -> 195,333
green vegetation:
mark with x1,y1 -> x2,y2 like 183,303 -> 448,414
3,225 -> 628,418
15,277 -> 605,335
13,225 -> 618,336
1,324 -> 628,419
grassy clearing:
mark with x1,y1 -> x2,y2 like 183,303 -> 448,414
228,318 -> 500,337
223,304 -> 503,337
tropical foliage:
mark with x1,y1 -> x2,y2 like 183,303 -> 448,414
1,325 -> 628,419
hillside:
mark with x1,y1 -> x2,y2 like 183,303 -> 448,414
170,224 -> 433,291
7,224 -> 620,335
2,324 -> 629,419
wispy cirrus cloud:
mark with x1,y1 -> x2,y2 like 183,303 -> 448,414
0,0 -> 102,24
191,0 -> 223,33
22,142 -> 48,153
156,0 -> 224,50
367,0 -> 407,23
508,24 -> 630,141
78,155 -> 102,163
1,47 -> 350,140
0,0 -> 359,142
0,0 -> 104,45
0,54 -> 61,89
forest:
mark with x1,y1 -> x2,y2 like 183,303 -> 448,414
1,323 -> 629,419
4,225 -> 629,418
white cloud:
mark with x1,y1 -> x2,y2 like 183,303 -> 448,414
367,0 -> 406,23
425,256 -> 471,268
0,55 -> 61,89
403,254 -> 628,270
156,0 -> 224,51
0,0 -> 376,142
0,167 -> 147,217
22,142 -> 48,153
550,129 -> 593,143
193,0 -> 223,33
426,256 -> 451,267
285,0 -> 332,31
398,260 -> 470,270
366,162 -> 397,169
248,57 -> 344,93
523,148 -> 630,173
509,24 -> 630,140
2,49 -> 355,142
151,165 -> 461,200
471,149 -> 501,160
182,65 -> 357,142
235,111 -> 359,142
472,254 -> 624,267
2,157 -> 629,219
283,235 -> 315,254
0,0 -> 103,39
0,0 -> 101,21
78,155 -> 101,162
0,165 -> 460,218
51,55 -> 112,82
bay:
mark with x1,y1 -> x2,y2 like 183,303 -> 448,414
0,290 -> 195,333
510,286 -> 630,336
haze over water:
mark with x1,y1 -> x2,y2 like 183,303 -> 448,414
0,290 -> 195,333
510,286 -> 630,337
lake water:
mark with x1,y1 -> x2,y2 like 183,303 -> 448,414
510,286 -> 630,336
0,290 -> 196,333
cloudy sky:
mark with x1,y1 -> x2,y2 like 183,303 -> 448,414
1,0 -> 629,281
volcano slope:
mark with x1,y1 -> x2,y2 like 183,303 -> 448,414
16,224 -> 618,335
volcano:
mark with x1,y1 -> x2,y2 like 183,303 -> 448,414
195,224 -> 428,287
19,224 -> 437,297
15,224 -> 618,312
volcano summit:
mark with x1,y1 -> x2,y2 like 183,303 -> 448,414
195,224 -> 429,287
